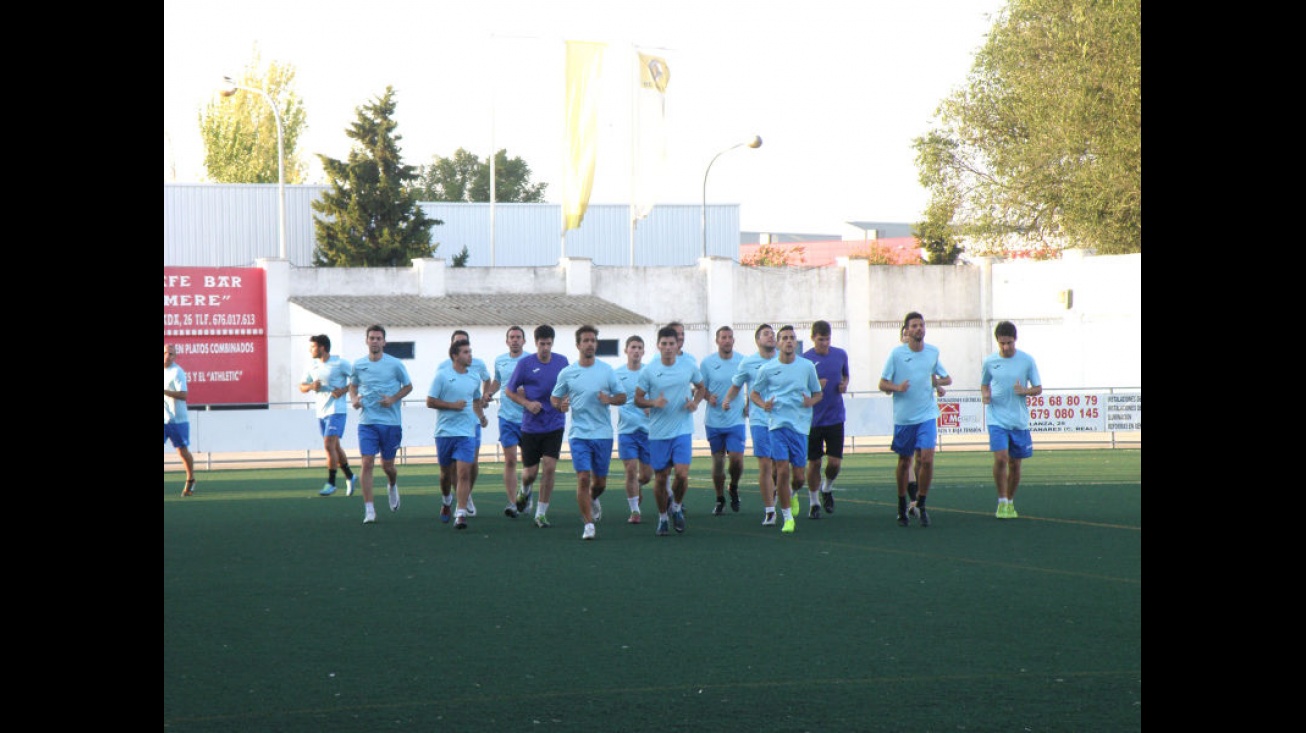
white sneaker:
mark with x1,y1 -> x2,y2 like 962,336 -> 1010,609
466,495 -> 477,517
762,511 -> 777,526
591,498 -> 602,522
906,500 -> 920,518
363,508 -> 376,524
345,475 -> 356,497
388,484 -> 400,512
582,523 -> 596,540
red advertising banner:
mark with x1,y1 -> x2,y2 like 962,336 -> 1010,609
163,267 -> 268,405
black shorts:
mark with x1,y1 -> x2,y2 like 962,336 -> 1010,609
807,423 -> 845,461
520,428 -> 565,467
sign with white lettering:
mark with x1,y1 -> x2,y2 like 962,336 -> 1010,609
163,267 -> 268,404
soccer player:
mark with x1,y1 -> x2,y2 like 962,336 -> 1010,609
802,320 -> 849,518
614,335 -> 654,524
721,324 -> 779,525
435,330 -> 493,521
878,312 -> 952,527
635,326 -> 704,536
700,326 -> 746,515
426,339 -> 488,530
348,325 -> 414,524
551,325 -> 627,540
492,326 -> 529,517
298,335 -> 357,497
750,325 -> 823,534
505,325 -> 570,528
980,321 -> 1042,519
164,343 -> 196,497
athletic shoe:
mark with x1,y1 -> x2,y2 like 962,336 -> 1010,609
504,504 -> 519,518
466,496 -> 477,517
1007,503 -> 1018,519
672,509 -> 686,533
729,487 -> 740,512
790,495 -> 800,515
455,516 -> 468,530
907,481 -> 919,503
821,490 -> 835,514
808,504 -> 821,520
592,498 -> 603,522
319,483 -> 337,497
388,484 -> 400,512
534,514 -> 550,528
996,504 -> 1006,519
712,497 -> 725,516
655,518 -> 670,536
762,511 -> 777,526
440,503 -> 452,524
627,510 -> 642,524
345,475 -> 356,497
582,523 -> 596,540
781,518 -> 796,534
364,508 -> 376,524
515,486 -> 533,513
919,507 -> 931,527
181,481 -> 195,497
907,500 -> 920,519
897,513 -> 909,527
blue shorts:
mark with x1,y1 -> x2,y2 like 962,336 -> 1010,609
164,422 -> 190,449
618,430 -> 651,464
769,427 -> 807,466
499,418 -> 523,448
358,424 -> 403,460
650,434 -> 693,470
570,438 -> 614,476
750,425 -> 776,460
988,426 -> 1034,460
318,413 -> 348,439
436,435 -> 478,466
707,424 -> 747,454
891,420 -> 938,457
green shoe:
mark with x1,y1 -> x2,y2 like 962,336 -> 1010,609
781,518 -> 796,534
995,504 -> 1005,519
534,514 -> 550,528
1007,503 -> 1018,519
790,495 -> 800,515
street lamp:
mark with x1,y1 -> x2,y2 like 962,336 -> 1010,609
701,135 -> 762,259
221,76 -> 287,260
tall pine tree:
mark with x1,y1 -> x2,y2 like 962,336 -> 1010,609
311,87 -> 440,267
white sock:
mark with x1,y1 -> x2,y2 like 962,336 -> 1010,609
537,501 -> 549,516
443,494 -> 454,506
809,489 -> 819,505
660,512 -> 670,521
819,478 -> 829,492
781,507 -> 793,521
628,497 -> 640,512
455,509 -> 466,519
823,480 -> 834,493
365,501 -> 375,512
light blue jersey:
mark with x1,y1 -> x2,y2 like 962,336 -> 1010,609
700,351 -> 746,429
302,355 -> 354,418
614,363 -> 649,435
552,360 -> 625,440
880,343 -> 949,426
428,366 -> 483,438
439,356 -> 490,384
164,364 -> 189,424
351,354 -> 411,426
494,351 -> 527,423
731,351 -> 776,429
981,349 -> 1041,430
636,357 -> 703,440
752,356 -> 822,434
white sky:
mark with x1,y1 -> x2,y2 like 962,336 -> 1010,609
164,0 -> 1006,234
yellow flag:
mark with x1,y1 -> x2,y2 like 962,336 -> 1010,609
633,50 -> 670,223
563,40 -> 606,231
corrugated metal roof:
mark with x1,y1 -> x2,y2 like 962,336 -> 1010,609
289,294 -> 654,328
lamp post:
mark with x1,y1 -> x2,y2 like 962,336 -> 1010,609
221,76 -> 287,260
701,135 -> 762,259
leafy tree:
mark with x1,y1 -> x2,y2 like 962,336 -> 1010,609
742,243 -> 805,267
914,202 -> 962,264
200,50 -> 307,184
311,87 -> 441,267
913,0 -> 1141,256
413,148 -> 548,202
